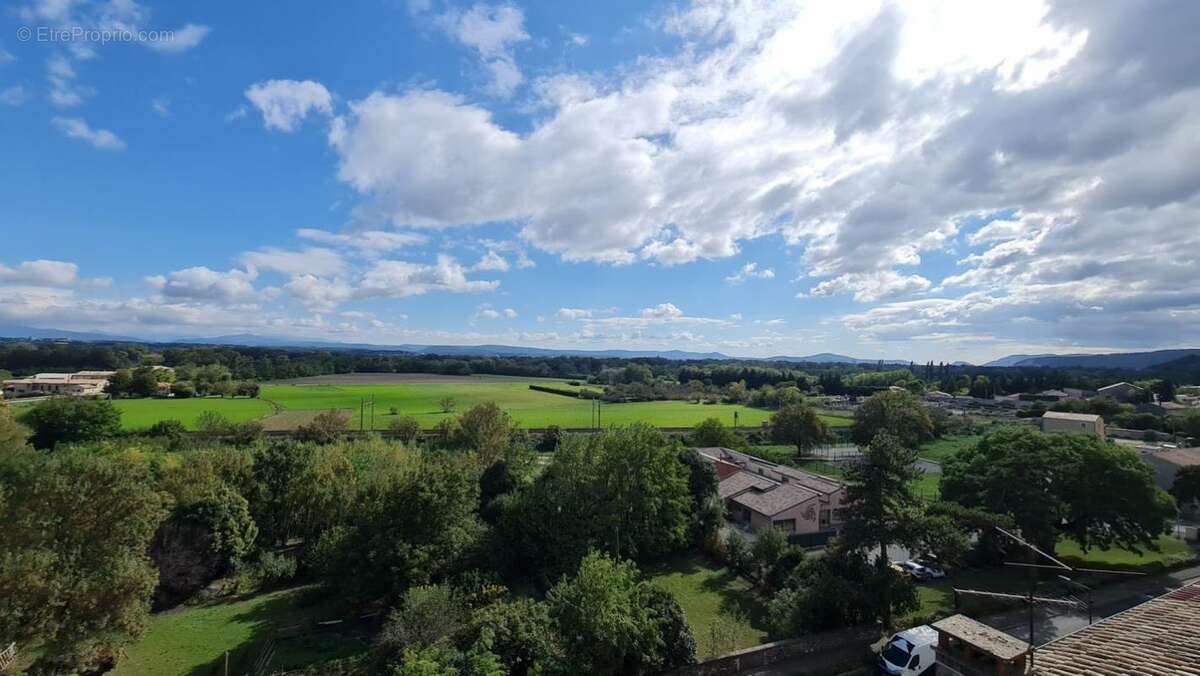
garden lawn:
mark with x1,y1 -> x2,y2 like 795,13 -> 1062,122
1057,534 -> 1195,572
114,397 -> 274,431
260,382 -> 791,430
644,555 -> 769,659
116,586 -> 348,676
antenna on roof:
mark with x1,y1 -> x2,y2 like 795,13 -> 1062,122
953,527 -> 1145,670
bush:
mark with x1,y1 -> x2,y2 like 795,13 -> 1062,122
146,419 -> 188,439
237,551 -> 297,592
388,415 -> 422,444
296,410 -> 350,444
19,397 -> 122,449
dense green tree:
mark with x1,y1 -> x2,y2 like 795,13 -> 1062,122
751,526 -> 789,581
19,397 -> 122,449
690,417 -> 747,449
452,402 -> 515,465
1173,466 -> 1200,507
380,584 -> 471,651
942,427 -> 1175,554
316,451 -> 481,603
499,425 -> 692,579
852,390 -> 934,448
0,451 -> 169,672
547,551 -> 693,674
0,399 -> 30,455
1173,410 -> 1200,439
840,432 -> 922,626
473,598 -> 562,675
765,547 -> 915,637
677,448 -> 723,545
643,586 -> 698,672
770,403 -> 831,458
248,441 -> 315,546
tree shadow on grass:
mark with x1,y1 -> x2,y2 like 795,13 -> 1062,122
181,587 -> 369,676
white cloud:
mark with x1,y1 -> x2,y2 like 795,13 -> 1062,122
357,255 -> 499,299
0,49 -> 14,64
503,307 -> 518,318
0,85 -> 26,106
245,79 -> 333,132
147,266 -> 258,303
147,23 -> 211,53
557,307 -> 592,320
808,270 -> 932,303
0,259 -> 78,287
725,262 -> 776,283
283,274 -> 354,311
239,247 -> 345,277
641,302 -> 684,319
151,97 -> 170,116
296,228 -> 426,256
51,116 -> 125,150
46,55 -> 91,107
472,250 -> 510,271
475,304 -> 518,320
439,3 -> 530,97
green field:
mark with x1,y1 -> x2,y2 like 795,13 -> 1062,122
916,435 -> 982,463
257,382 -> 818,430
644,556 -> 768,658
93,378 -> 853,431
114,397 -> 275,430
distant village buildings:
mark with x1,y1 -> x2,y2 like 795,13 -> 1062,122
1040,411 -> 1106,440
2,371 -> 115,398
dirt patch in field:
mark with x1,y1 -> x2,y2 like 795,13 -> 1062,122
266,373 -> 568,386
259,408 -> 355,431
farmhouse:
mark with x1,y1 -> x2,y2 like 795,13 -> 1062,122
1040,411 -> 1105,440
696,447 -> 849,536
1097,381 -> 1146,403
1,370 -> 115,398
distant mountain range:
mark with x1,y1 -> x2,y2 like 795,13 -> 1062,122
984,349 -> 1200,370
3,321 -> 1195,370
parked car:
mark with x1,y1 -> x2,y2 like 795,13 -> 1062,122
877,625 -> 937,675
896,561 -> 933,581
914,559 -> 946,579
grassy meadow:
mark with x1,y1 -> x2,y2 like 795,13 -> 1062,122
95,377 -> 855,431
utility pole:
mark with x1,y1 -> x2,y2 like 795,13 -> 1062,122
954,527 -> 1144,665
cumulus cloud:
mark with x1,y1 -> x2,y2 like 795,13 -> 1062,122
472,251 -> 510,272
725,262 -> 776,284
475,304 -> 518,320
357,255 -> 499,299
808,270 -> 932,303
51,116 -> 125,150
0,259 -> 79,287
557,308 -> 592,320
245,79 -> 334,132
146,266 -> 258,303
147,23 -> 211,53
439,3 -> 530,97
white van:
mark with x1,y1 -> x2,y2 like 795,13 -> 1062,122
876,625 -> 937,675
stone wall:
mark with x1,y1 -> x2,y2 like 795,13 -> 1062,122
675,625 -> 881,676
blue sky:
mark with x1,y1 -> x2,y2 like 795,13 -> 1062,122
2,1 -> 1198,363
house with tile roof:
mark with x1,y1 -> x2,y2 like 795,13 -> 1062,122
696,447 -> 850,535
1031,579 -> 1200,675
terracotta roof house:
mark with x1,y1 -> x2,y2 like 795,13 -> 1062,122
696,447 -> 850,535
1032,580 -> 1200,675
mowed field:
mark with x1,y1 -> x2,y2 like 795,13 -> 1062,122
90,374 -> 852,431
259,382 -> 793,430
114,397 -> 275,430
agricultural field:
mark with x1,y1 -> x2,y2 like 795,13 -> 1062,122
113,397 -> 275,430
88,375 -> 852,431
260,381 -> 783,430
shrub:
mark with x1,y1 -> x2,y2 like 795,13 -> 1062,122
296,410 -> 350,444
146,419 -> 188,439
388,415 -> 422,444
237,551 -> 297,592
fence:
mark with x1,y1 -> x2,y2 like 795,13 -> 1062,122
673,624 -> 881,675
